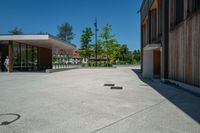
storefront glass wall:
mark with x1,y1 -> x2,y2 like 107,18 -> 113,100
13,42 -> 38,71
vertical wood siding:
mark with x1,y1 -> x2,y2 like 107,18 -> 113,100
169,12 -> 200,87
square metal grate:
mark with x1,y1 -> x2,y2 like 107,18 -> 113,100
110,86 -> 123,90
104,84 -> 115,87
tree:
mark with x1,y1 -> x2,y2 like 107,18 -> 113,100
8,27 -> 23,35
133,50 -> 141,64
99,24 -> 119,63
38,32 -> 49,35
96,39 -> 104,61
80,27 -> 94,59
109,43 -> 121,63
119,44 -> 129,62
57,22 -> 74,43
99,24 -> 115,41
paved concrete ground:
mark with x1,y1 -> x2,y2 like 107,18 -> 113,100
0,67 -> 199,133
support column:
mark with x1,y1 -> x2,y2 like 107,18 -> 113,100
143,50 -> 154,78
8,41 -> 14,72
161,0 -> 169,80
140,19 -> 143,72
140,13 -> 144,72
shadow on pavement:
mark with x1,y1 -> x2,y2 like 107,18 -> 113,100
0,113 -> 21,126
132,69 -> 200,124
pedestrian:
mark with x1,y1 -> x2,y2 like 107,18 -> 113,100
4,56 -> 9,72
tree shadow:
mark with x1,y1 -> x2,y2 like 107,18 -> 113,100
132,69 -> 200,124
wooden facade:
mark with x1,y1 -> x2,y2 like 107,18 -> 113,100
141,0 -> 164,79
169,9 -> 200,87
141,0 -> 200,87
153,49 -> 161,75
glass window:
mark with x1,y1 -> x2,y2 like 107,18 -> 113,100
27,45 -> 33,71
21,44 -> 26,70
13,43 -> 38,71
32,47 -> 38,71
13,43 -> 20,71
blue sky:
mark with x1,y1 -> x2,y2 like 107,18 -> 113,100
0,0 -> 142,50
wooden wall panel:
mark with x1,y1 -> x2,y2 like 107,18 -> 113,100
169,12 -> 200,87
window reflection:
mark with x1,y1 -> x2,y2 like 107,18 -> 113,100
33,47 -> 38,71
13,43 -> 20,70
21,44 -> 26,70
13,43 -> 38,71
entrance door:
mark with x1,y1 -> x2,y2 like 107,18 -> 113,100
153,49 -> 161,77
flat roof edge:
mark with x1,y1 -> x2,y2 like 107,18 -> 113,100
48,35 -> 76,48
0,34 -> 49,41
0,34 -> 76,49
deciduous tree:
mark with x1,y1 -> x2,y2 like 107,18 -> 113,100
99,24 -> 119,63
80,27 -> 94,59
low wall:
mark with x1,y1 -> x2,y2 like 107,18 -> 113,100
46,67 -> 79,73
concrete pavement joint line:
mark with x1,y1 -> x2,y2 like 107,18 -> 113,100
91,92 -> 184,133
8,125 -> 18,133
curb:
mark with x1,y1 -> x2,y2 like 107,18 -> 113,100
46,67 -> 79,73
163,79 -> 200,97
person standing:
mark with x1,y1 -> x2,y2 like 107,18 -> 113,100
4,56 -> 9,72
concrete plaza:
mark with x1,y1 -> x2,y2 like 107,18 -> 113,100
0,67 -> 200,133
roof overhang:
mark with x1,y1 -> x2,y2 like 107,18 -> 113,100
143,43 -> 162,51
0,34 -> 76,50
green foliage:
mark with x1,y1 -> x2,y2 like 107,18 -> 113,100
79,23 -> 141,67
88,61 -> 112,67
81,63 -> 87,67
99,23 -> 120,63
117,44 -> 141,65
118,44 -> 133,64
119,44 -> 129,61
8,27 -> 23,35
57,22 -> 74,43
66,52 -> 72,61
132,50 -> 141,65
88,61 -> 96,67
92,40 -> 104,61
96,40 -> 103,54
99,24 -> 115,40
38,32 -> 49,35
52,55 -> 58,64
80,27 -> 94,59
109,43 -> 121,63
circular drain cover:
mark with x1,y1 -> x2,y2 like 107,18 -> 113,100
0,113 -> 20,126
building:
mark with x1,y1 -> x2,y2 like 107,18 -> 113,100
72,49 -> 81,65
0,34 -> 76,72
140,0 -> 200,87
72,48 -> 108,64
